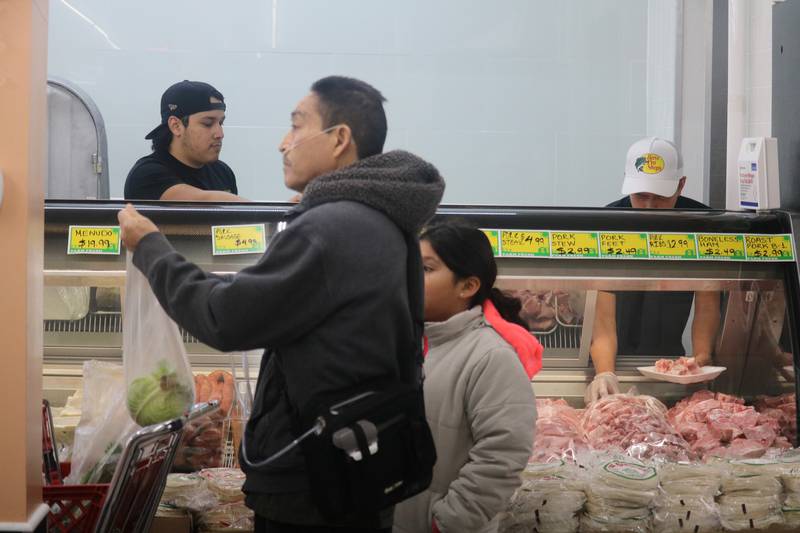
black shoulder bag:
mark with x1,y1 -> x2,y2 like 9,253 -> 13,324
290,232 -> 437,518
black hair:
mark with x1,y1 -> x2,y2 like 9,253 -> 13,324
421,221 -> 526,328
151,116 -> 190,153
310,76 -> 387,159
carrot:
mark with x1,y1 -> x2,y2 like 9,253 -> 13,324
195,374 -> 212,403
207,370 -> 235,415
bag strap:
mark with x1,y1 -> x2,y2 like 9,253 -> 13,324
398,231 -> 425,388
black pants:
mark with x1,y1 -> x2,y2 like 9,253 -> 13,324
254,515 -> 391,533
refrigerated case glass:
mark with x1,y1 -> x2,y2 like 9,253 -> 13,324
42,201 -> 800,425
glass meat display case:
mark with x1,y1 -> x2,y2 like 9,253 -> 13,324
42,200 -> 800,419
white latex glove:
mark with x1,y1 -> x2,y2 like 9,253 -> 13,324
584,371 -> 620,405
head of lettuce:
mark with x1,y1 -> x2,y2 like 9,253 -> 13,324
127,359 -> 193,426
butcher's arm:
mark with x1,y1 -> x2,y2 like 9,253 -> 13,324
160,183 -> 249,202
692,291 -> 721,366
590,291 -> 618,373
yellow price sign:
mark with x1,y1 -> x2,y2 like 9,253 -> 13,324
499,230 -> 550,257
648,233 -> 697,259
67,226 -> 121,255
697,234 -> 746,260
212,224 -> 267,255
550,232 -> 599,258
482,230 -> 500,256
599,232 -> 649,259
745,234 -> 795,261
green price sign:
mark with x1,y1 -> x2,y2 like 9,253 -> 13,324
67,226 -> 121,255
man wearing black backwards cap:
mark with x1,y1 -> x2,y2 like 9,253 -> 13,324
124,80 -> 244,201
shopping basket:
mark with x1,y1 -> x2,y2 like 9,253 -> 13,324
42,400 -> 219,533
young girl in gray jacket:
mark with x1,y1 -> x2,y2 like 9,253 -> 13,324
393,222 -> 541,533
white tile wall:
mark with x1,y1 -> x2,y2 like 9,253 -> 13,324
48,0 -> 662,206
745,0 -> 772,137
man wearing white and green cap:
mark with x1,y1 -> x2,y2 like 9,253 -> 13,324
585,137 -> 720,403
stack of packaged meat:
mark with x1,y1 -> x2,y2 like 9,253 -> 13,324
581,393 -> 693,462
716,459 -> 785,531
499,461 -> 586,533
667,390 -> 791,460
580,458 -> 658,533
653,462 -> 721,533
530,398 -> 587,463
196,468 -> 254,532
755,393 -> 797,444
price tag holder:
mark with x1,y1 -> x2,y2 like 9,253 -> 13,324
499,230 -> 550,257
648,233 -> 697,259
212,224 -> 267,255
482,230 -> 500,256
67,226 -> 121,255
697,234 -> 746,260
745,234 -> 795,261
599,232 -> 649,259
550,232 -> 599,258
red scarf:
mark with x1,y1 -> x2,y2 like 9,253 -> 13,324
482,300 -> 543,379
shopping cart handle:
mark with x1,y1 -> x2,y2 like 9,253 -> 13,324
187,400 -> 220,421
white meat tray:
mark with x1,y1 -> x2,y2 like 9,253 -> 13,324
637,365 -> 726,384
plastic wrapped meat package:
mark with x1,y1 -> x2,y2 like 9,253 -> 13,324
160,473 -> 219,512
653,462 -> 721,533
581,393 -> 693,462
198,467 -> 247,503
509,289 -> 585,332
579,457 -> 658,533
197,502 -> 254,532
498,461 -> 586,533
158,467 -> 252,531
530,398 -> 587,463
667,391 -> 791,461
714,458 -> 785,531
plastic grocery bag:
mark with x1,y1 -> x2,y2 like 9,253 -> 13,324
123,253 -> 194,427
65,360 -> 138,484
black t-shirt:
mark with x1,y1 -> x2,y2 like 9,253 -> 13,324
605,195 -> 710,356
606,195 -> 709,209
124,150 -> 237,200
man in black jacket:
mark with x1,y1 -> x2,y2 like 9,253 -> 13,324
118,76 -> 445,532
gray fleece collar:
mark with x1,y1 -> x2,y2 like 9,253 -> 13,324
298,150 -> 445,234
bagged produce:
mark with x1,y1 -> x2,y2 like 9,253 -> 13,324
123,253 -> 194,426
174,370 -> 241,471
65,360 -> 138,484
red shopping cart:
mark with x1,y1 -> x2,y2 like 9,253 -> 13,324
42,400 -> 219,533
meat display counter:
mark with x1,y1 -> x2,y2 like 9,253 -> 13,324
43,201 -> 800,415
